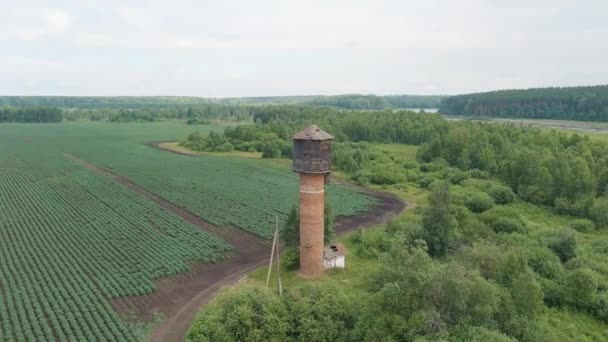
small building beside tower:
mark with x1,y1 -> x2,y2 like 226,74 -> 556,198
292,125 -> 339,278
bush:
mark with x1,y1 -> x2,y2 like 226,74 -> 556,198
187,285 -> 289,341
590,197 -> 608,228
282,248 -> 300,270
568,219 -> 595,233
526,247 -> 564,280
466,193 -> 495,213
492,217 -> 525,234
470,169 -> 490,180
214,142 -> 234,152
449,325 -> 516,342
489,186 -> 515,205
449,171 -> 470,185
547,228 -> 577,263
554,196 -> 593,218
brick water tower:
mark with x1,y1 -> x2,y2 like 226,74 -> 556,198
292,125 -> 333,278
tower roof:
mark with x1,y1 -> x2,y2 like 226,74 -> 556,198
293,125 -> 334,141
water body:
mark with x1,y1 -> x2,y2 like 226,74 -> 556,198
406,108 -> 438,113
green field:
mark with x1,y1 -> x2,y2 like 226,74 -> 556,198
0,121 -> 374,341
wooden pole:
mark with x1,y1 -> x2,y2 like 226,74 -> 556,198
266,223 -> 278,287
276,216 -> 283,297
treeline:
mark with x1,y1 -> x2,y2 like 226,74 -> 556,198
0,107 -> 62,123
64,104 -> 252,122
181,109 -> 447,158
0,96 -> 212,109
417,122 -> 608,225
222,94 -> 444,109
303,94 -> 444,110
440,85 -> 608,121
0,94 -> 444,111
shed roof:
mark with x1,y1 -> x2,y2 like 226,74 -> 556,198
324,243 -> 346,259
293,125 -> 334,141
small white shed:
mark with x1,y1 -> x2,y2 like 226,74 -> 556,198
324,243 -> 346,269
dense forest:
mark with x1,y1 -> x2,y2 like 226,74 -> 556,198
439,85 -> 608,121
0,106 -> 62,122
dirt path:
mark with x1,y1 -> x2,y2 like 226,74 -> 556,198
65,153 -> 404,342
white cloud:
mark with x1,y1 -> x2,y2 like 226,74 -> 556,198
0,0 -> 607,96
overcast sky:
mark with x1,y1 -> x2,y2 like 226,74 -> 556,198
1,0 -> 606,97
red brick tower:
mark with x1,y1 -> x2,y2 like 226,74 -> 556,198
292,125 -> 333,278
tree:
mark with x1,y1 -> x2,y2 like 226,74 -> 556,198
511,271 -> 544,318
422,182 -> 456,257
280,203 -> 335,250
547,228 -> 577,263
187,285 -> 289,341
590,197 -> 608,227
564,268 -> 598,309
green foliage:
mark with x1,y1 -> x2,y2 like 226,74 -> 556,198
511,271 -> 544,318
492,217 -> 525,234
568,219 -> 596,232
439,85 -> 608,122
0,106 -> 62,122
281,203 -> 336,248
281,205 -> 300,249
564,268 -> 599,309
188,283 -> 361,342
590,197 -> 608,227
448,325 -> 516,342
187,285 -> 289,342
547,228 -> 577,263
422,183 -> 457,256
465,192 -> 495,213
489,185 -> 516,205
281,248 -> 300,271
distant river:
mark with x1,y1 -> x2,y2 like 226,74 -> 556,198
406,108 -> 438,113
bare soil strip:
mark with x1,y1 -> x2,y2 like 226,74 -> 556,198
65,153 -> 404,342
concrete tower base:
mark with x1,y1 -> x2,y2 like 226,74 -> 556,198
298,173 -> 325,278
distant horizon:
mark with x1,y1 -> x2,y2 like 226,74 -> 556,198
1,82 -> 607,99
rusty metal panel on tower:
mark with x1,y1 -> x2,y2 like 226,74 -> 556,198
292,125 -> 333,174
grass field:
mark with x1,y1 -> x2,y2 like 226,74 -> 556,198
0,121 -> 375,341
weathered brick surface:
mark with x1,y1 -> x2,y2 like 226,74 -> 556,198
299,173 -> 325,277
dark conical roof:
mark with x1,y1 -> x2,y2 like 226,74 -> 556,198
293,125 -> 334,141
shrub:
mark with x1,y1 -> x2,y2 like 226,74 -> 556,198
449,326 -> 516,342
526,247 -> 564,280
489,186 -> 515,205
470,168 -> 490,180
564,268 -> 598,309
595,292 -> 608,323
568,219 -> 595,233
590,197 -> 608,228
547,228 -> 577,263
449,171 -> 470,185
492,217 -> 525,234
466,193 -> 495,213
418,177 -> 435,189
554,196 -> 593,218
214,142 -> 234,152
403,160 -> 418,169
282,248 -> 300,270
